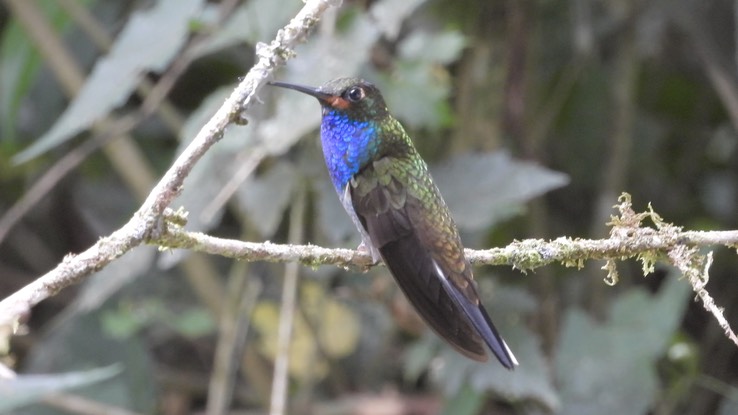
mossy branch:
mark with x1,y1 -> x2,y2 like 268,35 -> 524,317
146,195 -> 738,348
151,196 -> 737,273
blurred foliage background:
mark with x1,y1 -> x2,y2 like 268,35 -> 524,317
1,0 -> 738,414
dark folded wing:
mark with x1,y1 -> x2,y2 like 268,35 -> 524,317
349,157 -> 507,363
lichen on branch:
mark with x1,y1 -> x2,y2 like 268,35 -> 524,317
145,194 -> 738,348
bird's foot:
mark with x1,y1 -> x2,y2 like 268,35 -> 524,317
356,241 -> 381,267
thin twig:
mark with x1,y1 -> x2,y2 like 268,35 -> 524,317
669,250 -> 738,347
270,188 -> 306,415
150,218 -> 738,271
206,259 -> 263,415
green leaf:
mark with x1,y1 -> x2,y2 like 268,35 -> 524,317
0,1 -> 85,142
100,309 -> 144,339
403,332 -> 438,383
373,62 -> 453,130
23,311 -> 157,414
169,308 -> 216,338
0,19 -> 41,143
398,30 -> 467,64
14,0 -> 205,163
367,17 -> 466,131
0,365 -> 122,412
441,384 -> 485,415
432,151 -> 570,231
555,275 -> 691,414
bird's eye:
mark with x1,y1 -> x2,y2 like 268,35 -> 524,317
345,86 -> 365,102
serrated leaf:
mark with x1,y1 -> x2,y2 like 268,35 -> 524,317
432,151 -> 570,231
15,0 -> 204,163
0,365 -> 122,412
555,276 -> 690,414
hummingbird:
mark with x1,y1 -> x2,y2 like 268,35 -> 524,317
269,78 -> 518,369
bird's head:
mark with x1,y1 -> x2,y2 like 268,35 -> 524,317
269,77 -> 389,122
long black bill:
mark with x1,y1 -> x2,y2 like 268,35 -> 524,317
268,81 -> 332,102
